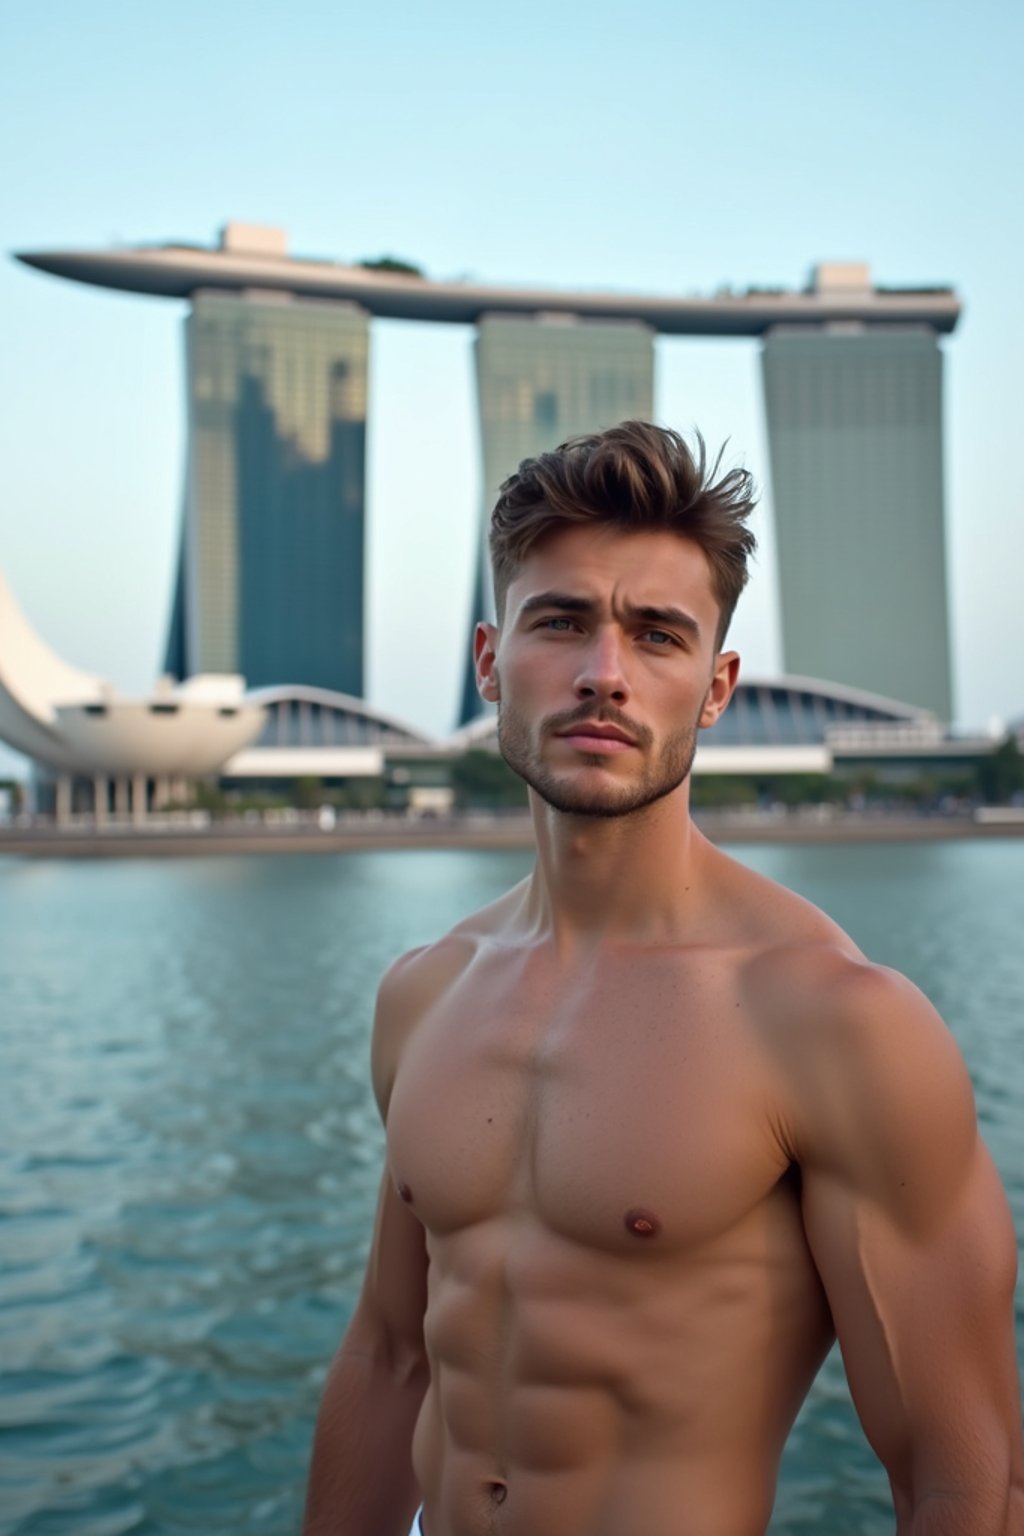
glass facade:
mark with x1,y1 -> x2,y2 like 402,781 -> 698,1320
247,688 -> 430,750
459,314 -> 655,723
762,327 -> 952,721
700,680 -> 917,746
164,291 -> 369,694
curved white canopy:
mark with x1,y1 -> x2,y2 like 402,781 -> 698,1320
0,571 -> 264,775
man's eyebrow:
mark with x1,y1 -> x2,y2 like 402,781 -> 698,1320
517,591 -> 597,617
630,604 -> 701,638
516,592 -> 702,637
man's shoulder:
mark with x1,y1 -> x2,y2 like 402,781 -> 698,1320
736,882 -> 951,1076
708,841 -> 932,1015
370,937 -> 470,1119
737,919 -> 974,1185
383,881 -> 523,979
711,847 -> 971,1137
377,935 -> 472,1012
375,878 -> 529,1029
706,839 -> 858,960
738,900 -> 938,1054
370,883 -> 528,1117
374,939 -> 473,1048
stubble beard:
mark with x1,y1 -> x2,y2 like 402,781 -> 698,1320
497,701 -> 700,820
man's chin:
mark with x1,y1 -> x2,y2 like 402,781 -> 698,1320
527,770 -> 681,820
535,792 -> 640,820
498,714 -> 697,821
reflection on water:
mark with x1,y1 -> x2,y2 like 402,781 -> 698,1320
0,842 -> 1021,1535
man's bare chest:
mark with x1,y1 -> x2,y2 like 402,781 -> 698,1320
386,949 -> 790,1258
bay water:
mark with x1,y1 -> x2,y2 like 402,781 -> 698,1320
1,840 -> 1022,1535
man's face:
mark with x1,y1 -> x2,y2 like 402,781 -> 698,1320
475,525 -> 739,819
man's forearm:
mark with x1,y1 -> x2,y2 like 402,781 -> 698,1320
903,1477 -> 1024,1536
302,1342 -> 429,1536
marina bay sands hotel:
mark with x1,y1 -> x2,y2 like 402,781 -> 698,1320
18,224 -> 961,724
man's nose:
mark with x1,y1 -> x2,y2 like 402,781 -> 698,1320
573,629 -> 629,704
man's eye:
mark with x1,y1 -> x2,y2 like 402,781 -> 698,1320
541,617 -> 576,632
643,629 -> 675,646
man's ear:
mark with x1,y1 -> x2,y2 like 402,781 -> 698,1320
699,650 -> 740,729
474,622 -> 500,703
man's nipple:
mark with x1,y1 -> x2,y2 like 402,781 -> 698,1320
624,1207 -> 662,1239
397,1181 -> 413,1205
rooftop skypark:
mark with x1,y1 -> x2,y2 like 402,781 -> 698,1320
16,225 -> 960,336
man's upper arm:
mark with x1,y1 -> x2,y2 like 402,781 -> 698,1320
355,932 -> 472,1364
303,955 -> 434,1535
344,1168 -> 428,1382
789,960 -> 1022,1521
345,949 -> 434,1367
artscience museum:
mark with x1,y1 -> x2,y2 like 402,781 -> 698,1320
0,571 -> 266,820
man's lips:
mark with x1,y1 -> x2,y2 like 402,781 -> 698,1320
555,722 -> 637,753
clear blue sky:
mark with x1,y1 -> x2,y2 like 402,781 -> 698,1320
2,0 -> 1021,776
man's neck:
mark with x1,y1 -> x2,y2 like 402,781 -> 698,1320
524,784 -> 706,954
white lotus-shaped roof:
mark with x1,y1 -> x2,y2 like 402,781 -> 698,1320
0,571 -> 265,775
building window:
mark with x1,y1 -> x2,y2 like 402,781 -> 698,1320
534,390 -> 558,431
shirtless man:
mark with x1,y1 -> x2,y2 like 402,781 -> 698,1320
303,421 -> 1024,1536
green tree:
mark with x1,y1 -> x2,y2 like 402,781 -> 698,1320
294,776 -> 323,811
977,735 -> 1024,805
450,751 -> 528,810
193,779 -> 228,816
690,775 -> 759,810
357,255 -> 425,278
340,779 -> 387,812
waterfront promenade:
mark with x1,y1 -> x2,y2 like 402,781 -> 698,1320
2,807 -> 1023,858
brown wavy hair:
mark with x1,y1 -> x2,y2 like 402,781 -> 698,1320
489,420 -> 757,648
